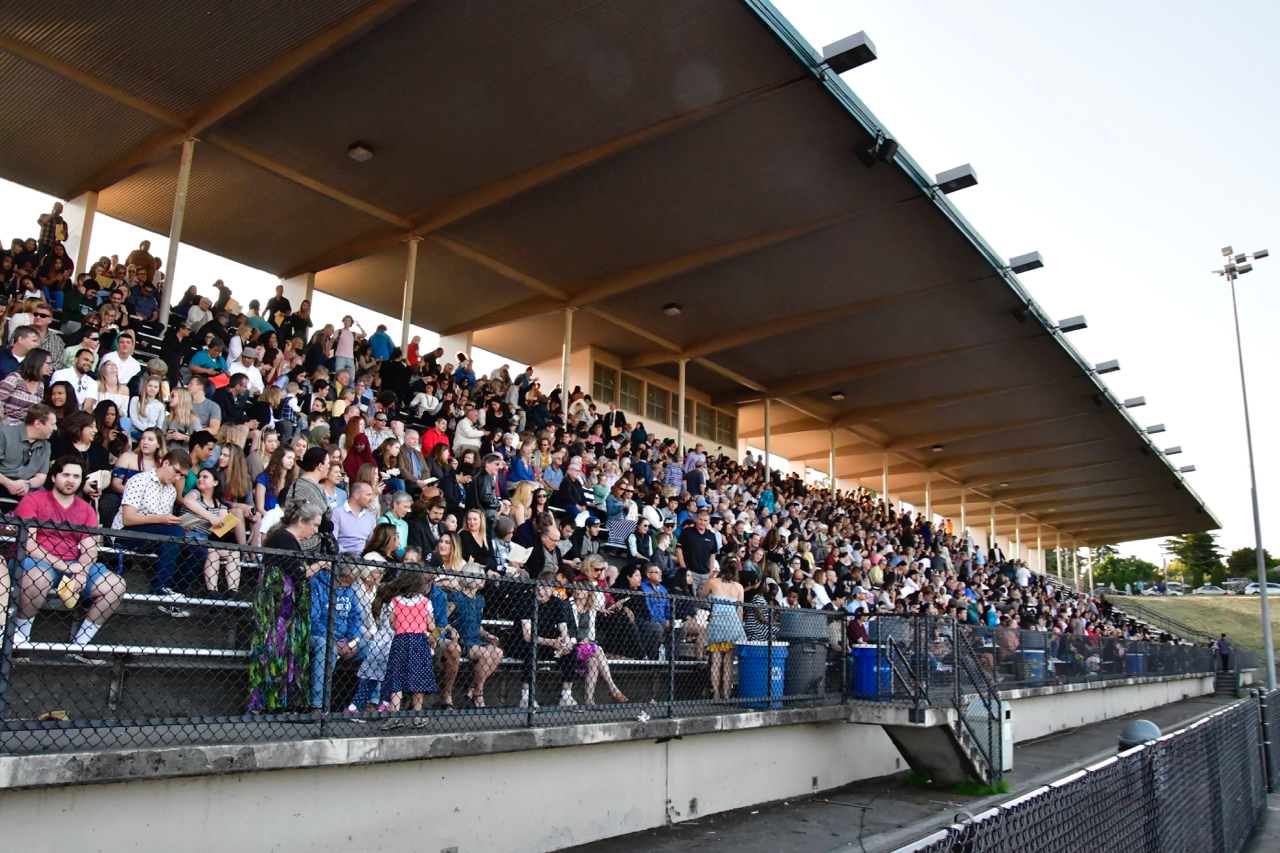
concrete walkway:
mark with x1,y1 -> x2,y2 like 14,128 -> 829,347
1243,794 -> 1280,853
559,695 -> 1234,853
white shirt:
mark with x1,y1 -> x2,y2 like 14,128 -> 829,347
187,305 -> 213,328
50,367 -> 97,406
236,361 -> 264,395
100,351 -> 142,386
1016,565 -> 1032,587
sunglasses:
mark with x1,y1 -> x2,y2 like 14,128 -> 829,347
34,312 -> 51,319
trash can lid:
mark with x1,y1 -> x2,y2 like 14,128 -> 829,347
736,641 -> 790,647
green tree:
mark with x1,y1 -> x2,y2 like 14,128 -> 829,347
1094,555 -> 1161,589
1162,533 -> 1224,588
1226,547 -> 1280,582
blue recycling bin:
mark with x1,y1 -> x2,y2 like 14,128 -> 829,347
1125,653 -> 1146,676
1018,649 -> 1047,684
849,644 -> 891,700
737,641 -> 788,709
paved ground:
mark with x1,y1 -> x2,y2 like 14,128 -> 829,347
560,695 -> 1235,853
1244,794 -> 1280,853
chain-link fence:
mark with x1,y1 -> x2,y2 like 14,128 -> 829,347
1261,688 -> 1280,794
893,698 -> 1269,853
0,516 -> 854,753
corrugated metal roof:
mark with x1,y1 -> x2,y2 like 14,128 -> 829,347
0,0 -> 385,116
0,50 -> 165,197
98,142 -> 386,275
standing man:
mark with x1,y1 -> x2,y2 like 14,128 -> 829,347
367,324 -> 394,362
264,284 -> 291,324
11,457 -> 127,661
125,240 -> 157,284
601,401 -> 626,438
676,509 -> 718,596
36,202 -> 66,262
1215,634 -> 1232,673
330,316 -> 362,375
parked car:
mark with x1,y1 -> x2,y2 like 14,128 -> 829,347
1141,584 -> 1183,597
1243,583 -> 1280,596
1191,584 -> 1229,596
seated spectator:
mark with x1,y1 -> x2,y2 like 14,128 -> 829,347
332,480 -> 377,554
110,448 -> 196,611
8,456 -> 127,661
0,348 -> 52,426
0,324 -> 39,379
99,330 -> 142,386
50,348 -> 98,411
0,403 -> 54,499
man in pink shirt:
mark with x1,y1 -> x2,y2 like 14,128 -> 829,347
9,456 -> 126,663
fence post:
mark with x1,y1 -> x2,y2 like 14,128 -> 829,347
0,525 -> 29,723
1261,690 -> 1276,793
766,599 -> 774,708
666,590 -> 675,716
320,552 -> 340,736
527,578 -> 538,728
841,606 -> 849,702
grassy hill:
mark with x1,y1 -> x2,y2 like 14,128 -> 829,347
1113,595 -> 1280,653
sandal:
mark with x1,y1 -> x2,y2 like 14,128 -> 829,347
440,697 -> 454,710
381,720 -> 403,731
610,689 -> 629,703
412,719 -> 427,729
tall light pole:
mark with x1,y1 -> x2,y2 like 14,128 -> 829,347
1215,246 -> 1275,688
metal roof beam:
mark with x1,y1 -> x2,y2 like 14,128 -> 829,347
625,276 -> 973,371
831,383 -> 1041,430
926,439 -> 1114,472
884,413 -> 1089,453
713,341 -> 1003,408
282,74 -> 809,277
66,0 -> 418,198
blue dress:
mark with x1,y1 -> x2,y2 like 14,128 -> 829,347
705,595 -> 747,649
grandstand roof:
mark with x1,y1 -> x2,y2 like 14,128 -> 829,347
0,0 -> 1217,545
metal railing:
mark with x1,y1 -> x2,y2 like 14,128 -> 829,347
894,697 -> 1269,853
0,516 -> 855,753
0,516 -> 1218,762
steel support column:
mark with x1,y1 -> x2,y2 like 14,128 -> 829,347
158,137 -> 195,325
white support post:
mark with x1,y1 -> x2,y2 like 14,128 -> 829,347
1072,541 -> 1079,587
1086,546 -> 1094,593
63,191 -> 98,276
561,307 -> 576,405
924,471 -> 932,521
1037,525 -> 1043,574
829,429 -> 837,496
1015,517 -> 1021,562
881,453 -> 889,513
763,397 -> 772,484
400,237 -> 421,350
676,358 -> 687,456
1056,531 -> 1062,581
960,492 -> 966,534
990,503 -> 996,556
158,138 -> 195,326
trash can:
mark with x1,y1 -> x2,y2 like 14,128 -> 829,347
1017,649 -> 1047,684
779,609 -> 829,642
737,641 -> 788,709
1125,653 -> 1146,676
849,643 -> 891,700
784,641 -> 827,703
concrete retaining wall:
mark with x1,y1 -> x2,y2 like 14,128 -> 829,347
0,674 -> 1216,853
1004,673 -> 1215,743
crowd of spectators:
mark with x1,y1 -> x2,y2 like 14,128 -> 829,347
0,205 -> 1175,706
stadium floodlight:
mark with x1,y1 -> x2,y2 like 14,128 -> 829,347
1123,396 -> 1146,408
1008,252 -> 1044,274
822,32 -> 878,73
855,134 -> 898,168
1057,315 -> 1088,333
934,164 -> 978,194
1093,359 -> 1120,374
347,142 -> 374,162
1145,424 -> 1166,434
1179,465 -> 1196,473
1213,245 -> 1274,687
1163,446 -> 1182,455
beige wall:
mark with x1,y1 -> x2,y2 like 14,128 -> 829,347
1006,675 -> 1215,743
0,722 -> 901,853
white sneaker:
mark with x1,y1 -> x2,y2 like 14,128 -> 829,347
518,695 -> 539,708
559,694 -> 577,707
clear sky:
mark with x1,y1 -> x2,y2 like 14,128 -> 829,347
1,1 -> 1276,565
769,0 -> 1280,564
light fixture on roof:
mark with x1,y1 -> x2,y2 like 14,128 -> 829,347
1179,465 -> 1196,473
1124,397 -> 1146,408
1057,315 -> 1088,333
1093,359 -> 1120,374
932,444 -> 944,453
822,31 -> 878,73
855,133 -> 898,169
1010,303 -> 1031,324
1145,424 -> 1166,434
662,303 -> 682,316
999,481 -> 1009,487
830,391 -> 845,401
933,164 -> 978,194
1163,446 -> 1182,455
1008,252 -> 1044,274
347,142 -> 374,162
